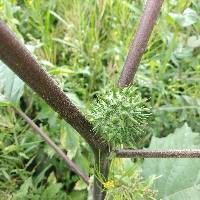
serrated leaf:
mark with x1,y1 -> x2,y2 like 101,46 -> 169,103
0,61 -> 24,103
12,177 -> 32,199
142,123 -> 200,199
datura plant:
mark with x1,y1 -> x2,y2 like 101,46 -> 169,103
89,86 -> 151,148
95,158 -> 157,200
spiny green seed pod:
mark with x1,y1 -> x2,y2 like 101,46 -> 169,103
89,86 -> 151,148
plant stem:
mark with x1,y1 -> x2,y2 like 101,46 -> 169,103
116,149 -> 200,158
0,21 -> 109,153
93,151 -> 110,200
118,0 -> 164,88
14,107 -> 90,184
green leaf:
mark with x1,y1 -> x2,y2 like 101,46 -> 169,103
3,144 -> 18,154
68,190 -> 87,200
74,179 -> 87,191
34,165 -> 52,187
0,94 -> 12,106
0,61 -> 24,104
169,8 -> 199,27
12,177 -> 33,199
142,123 -> 200,199
1,169 -> 11,182
187,35 -> 200,48
41,183 -> 63,199
47,172 -> 57,184
164,186 -> 200,200
48,67 -> 75,76
60,123 -> 80,160
74,151 -> 89,175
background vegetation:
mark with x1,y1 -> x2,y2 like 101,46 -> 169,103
0,0 -> 199,199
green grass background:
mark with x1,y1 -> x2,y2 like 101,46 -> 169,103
0,0 -> 199,199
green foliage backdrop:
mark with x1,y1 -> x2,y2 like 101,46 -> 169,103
0,0 -> 199,199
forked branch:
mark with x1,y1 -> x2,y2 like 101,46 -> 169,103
116,0 -> 200,159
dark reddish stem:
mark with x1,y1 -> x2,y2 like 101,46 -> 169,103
118,0 -> 164,88
14,108 -> 90,184
0,21 -> 109,153
116,149 -> 200,158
